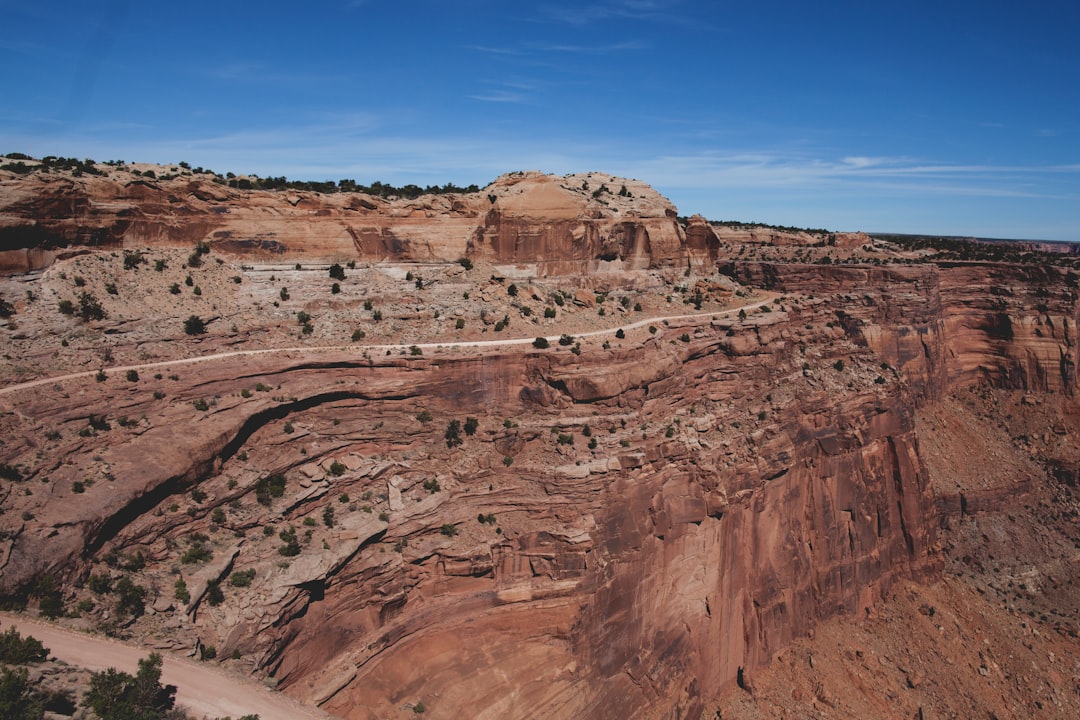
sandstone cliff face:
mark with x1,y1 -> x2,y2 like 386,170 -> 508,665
0,169 -> 688,275
3,163 -> 1079,719
0,270 -> 1001,718
1,256 -> 1075,718
726,261 -> 1079,397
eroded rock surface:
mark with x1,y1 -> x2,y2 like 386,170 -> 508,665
2,160 -> 1079,719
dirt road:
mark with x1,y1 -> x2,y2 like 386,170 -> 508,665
0,298 -> 775,398
0,613 -> 334,720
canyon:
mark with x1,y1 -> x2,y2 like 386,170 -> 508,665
0,159 -> 1077,719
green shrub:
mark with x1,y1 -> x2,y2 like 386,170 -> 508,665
445,420 -> 462,448
174,578 -> 190,604
88,573 -> 113,595
205,581 -> 224,606
113,577 -> 146,617
84,653 -> 174,720
180,540 -> 213,564
278,527 -> 301,556
0,665 -> 42,720
532,337 -> 549,349
255,473 -> 286,506
184,315 -> 206,335
78,292 -> 105,321
0,627 -> 48,664
228,569 -> 256,587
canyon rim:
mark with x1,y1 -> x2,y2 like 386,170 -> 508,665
1,158 -> 1078,719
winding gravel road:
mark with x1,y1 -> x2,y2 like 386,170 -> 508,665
0,299 -> 774,398
0,613 -> 333,720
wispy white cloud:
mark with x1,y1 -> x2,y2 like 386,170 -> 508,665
535,0 -> 721,31
529,40 -> 649,54
465,45 -> 526,57
469,91 -> 527,104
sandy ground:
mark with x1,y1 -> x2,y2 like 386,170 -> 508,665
0,612 -> 334,720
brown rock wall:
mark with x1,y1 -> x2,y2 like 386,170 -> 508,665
0,170 -> 688,273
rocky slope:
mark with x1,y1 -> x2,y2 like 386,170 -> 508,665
1,159 -> 1078,719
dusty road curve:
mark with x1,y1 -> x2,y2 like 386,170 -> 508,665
0,298 -> 776,398
0,613 -> 335,720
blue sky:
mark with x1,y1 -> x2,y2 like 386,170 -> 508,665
2,1 -> 1079,240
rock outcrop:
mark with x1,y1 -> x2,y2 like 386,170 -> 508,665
0,168 -> 691,275
2,161 -> 1079,719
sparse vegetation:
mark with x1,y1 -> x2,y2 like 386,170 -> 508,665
83,653 -> 175,720
445,420 -> 463,448
255,473 -> 287,506
184,315 -> 206,335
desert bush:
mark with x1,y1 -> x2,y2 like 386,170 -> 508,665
0,665 -> 43,720
112,577 -> 145,617
278,527 -> 301,556
228,569 -> 256,587
173,578 -> 190,604
0,627 -> 49,664
78,292 -> 105,321
85,652 -> 175,720
184,315 -> 206,335
123,250 -> 146,270
255,474 -> 286,506
445,420 -> 462,448
180,539 -> 212,564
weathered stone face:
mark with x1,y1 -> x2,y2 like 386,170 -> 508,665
2,164 -> 1079,719
0,170 -> 692,275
